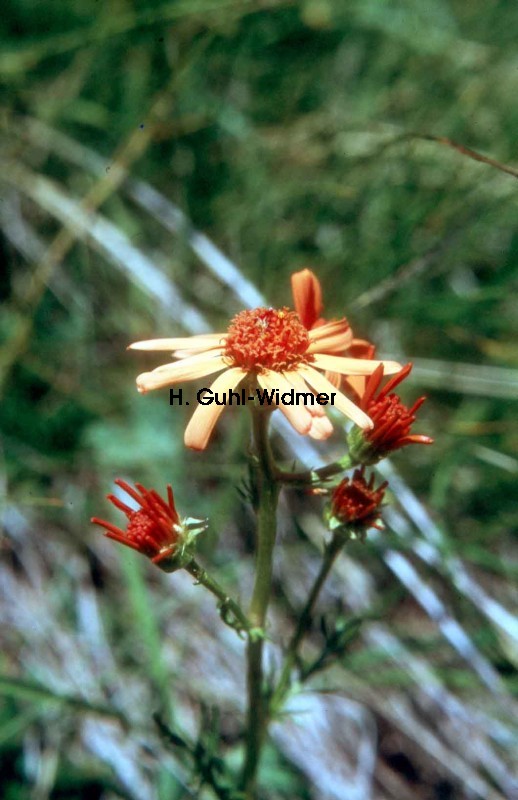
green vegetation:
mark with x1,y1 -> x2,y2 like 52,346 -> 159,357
0,1 -> 516,798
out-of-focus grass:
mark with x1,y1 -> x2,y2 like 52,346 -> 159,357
0,1 -> 517,798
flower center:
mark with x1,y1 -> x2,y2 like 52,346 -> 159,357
127,510 -> 174,557
223,307 -> 311,372
332,483 -> 377,523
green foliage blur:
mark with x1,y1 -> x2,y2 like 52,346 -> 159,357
0,1 -> 517,798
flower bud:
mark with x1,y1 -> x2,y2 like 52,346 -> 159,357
348,364 -> 433,465
326,468 -> 387,539
91,479 -> 206,572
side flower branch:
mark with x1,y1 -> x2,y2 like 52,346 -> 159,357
92,480 -> 253,636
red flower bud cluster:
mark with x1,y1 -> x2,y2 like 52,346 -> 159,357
348,364 -> 433,464
330,467 -> 387,533
92,479 -> 182,564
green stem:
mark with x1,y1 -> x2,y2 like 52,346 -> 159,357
274,453 -> 354,485
185,559 -> 253,636
241,408 -> 279,799
271,532 -> 344,712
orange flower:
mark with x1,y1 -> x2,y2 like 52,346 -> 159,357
130,279 -> 401,450
291,268 -> 376,395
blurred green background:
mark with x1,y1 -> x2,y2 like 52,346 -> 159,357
0,1 -> 517,798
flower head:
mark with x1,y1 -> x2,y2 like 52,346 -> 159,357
348,364 -> 434,464
131,274 -> 401,450
328,467 -> 387,536
91,479 -> 197,570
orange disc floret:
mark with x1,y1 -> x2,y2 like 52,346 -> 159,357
223,307 -> 311,373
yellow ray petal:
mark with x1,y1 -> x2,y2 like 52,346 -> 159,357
307,415 -> 334,440
283,370 -> 325,417
312,354 -> 401,376
149,349 -> 224,373
257,371 -> 313,435
184,368 -> 246,450
307,328 -> 353,354
298,365 -> 373,429
136,355 -> 227,392
308,318 -> 350,340
174,346 -> 224,358
129,334 -> 225,352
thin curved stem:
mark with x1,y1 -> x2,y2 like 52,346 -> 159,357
184,558 -> 254,636
273,453 -> 354,485
271,532 -> 345,712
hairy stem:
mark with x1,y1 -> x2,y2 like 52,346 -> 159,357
241,409 -> 279,799
274,453 -> 354,485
